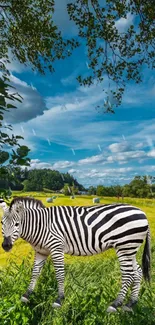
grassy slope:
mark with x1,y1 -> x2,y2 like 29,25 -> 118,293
0,193 -> 155,325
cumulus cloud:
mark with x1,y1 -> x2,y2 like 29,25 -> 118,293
78,148 -> 147,166
79,154 -> 105,165
29,159 -> 75,170
147,149 -> 155,158
107,150 -> 146,164
29,159 -> 53,169
52,161 -> 75,169
68,169 -> 78,174
4,75 -> 47,123
70,167 -> 135,187
109,142 -> 133,153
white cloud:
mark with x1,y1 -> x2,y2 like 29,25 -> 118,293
29,159 -> 53,169
147,149 -> 155,158
107,150 -> 146,165
68,169 -> 78,174
135,142 -> 145,149
109,142 -> 132,153
29,159 -> 75,170
70,167 -> 135,187
79,154 -> 104,165
52,161 -> 75,169
78,148 -> 148,167
115,13 -> 134,32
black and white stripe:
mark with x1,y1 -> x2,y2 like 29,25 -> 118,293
0,199 -> 151,312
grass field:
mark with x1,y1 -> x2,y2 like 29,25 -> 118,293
0,193 -> 155,325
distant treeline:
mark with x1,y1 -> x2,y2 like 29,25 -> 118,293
88,176 -> 155,198
0,167 -> 85,192
0,167 -> 155,198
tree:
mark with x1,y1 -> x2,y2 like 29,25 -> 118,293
0,75 -> 31,198
0,0 -> 78,136
1,1 -> 154,115
0,0 -> 78,198
114,185 -> 123,197
0,1 -> 78,75
88,186 -> 96,195
67,0 -> 155,111
96,185 -> 106,196
63,184 -> 72,196
122,176 -> 154,198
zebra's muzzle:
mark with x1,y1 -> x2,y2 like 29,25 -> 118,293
2,236 -> 12,252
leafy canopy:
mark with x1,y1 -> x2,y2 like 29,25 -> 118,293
0,0 -> 78,74
67,0 -> 155,111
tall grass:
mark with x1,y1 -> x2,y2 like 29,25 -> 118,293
0,193 -> 155,324
0,253 -> 155,325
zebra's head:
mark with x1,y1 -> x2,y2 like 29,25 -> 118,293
0,199 -> 24,252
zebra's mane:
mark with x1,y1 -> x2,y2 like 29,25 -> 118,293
9,196 -> 45,212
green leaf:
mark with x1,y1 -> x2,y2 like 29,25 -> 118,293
16,146 -> 30,158
0,151 -> 9,164
6,103 -> 17,109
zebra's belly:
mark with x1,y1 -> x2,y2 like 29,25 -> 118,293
31,244 -> 50,256
64,243 -> 106,256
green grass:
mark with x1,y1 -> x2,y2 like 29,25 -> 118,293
0,193 -> 155,324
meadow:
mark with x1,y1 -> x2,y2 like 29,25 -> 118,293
0,193 -> 155,325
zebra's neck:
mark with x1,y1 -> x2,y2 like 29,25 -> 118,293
20,208 -> 51,243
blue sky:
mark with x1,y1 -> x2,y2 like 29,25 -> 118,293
3,1 -> 155,188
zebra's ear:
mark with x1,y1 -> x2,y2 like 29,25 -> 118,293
0,199 -> 8,211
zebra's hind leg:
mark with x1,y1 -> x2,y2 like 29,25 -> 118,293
21,252 -> 47,303
123,258 -> 142,312
107,254 -> 134,313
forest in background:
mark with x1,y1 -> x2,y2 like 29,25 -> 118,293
0,167 -> 155,198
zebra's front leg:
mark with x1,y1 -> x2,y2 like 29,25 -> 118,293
21,252 -> 47,303
51,249 -> 64,308
107,256 -> 134,313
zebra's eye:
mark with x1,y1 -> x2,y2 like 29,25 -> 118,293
1,220 -> 3,225
15,222 -> 19,227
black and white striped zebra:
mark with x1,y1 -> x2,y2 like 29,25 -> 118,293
0,197 -> 151,312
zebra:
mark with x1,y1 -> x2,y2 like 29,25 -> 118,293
0,197 -> 151,313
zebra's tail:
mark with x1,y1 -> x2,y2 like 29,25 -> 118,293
142,225 -> 151,283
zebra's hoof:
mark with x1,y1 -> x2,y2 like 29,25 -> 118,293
52,298 -> 62,308
52,302 -> 61,308
122,305 -> 134,313
21,296 -> 29,303
107,306 -> 117,313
